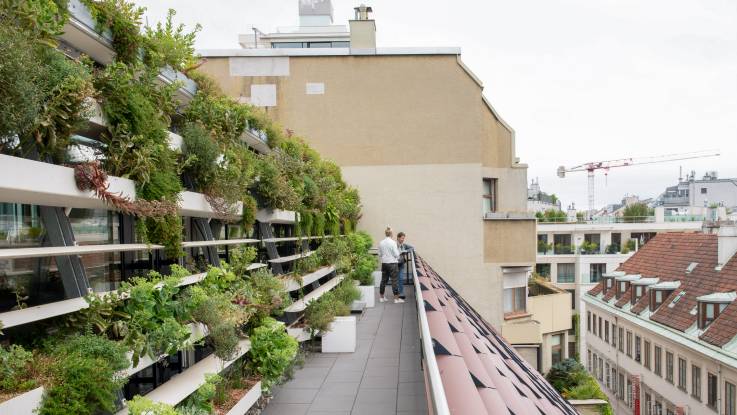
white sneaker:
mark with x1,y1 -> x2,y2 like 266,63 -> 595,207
394,298 -> 405,304
379,297 -> 387,303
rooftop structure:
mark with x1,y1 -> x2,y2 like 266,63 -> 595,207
655,170 -> 737,214
583,228 -> 737,414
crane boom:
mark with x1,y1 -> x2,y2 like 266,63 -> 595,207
557,150 -> 720,217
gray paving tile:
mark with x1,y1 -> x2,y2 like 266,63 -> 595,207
316,381 -> 360,397
396,396 -> 429,413
262,403 -> 310,415
310,394 -> 356,411
368,357 -> 400,367
308,411 -> 351,415
397,381 -> 425,396
293,367 -> 331,379
352,404 -> 396,415
363,365 -> 398,377
271,388 -> 320,404
326,369 -> 364,382
360,374 -> 399,389
399,370 -> 424,382
355,388 -> 397,405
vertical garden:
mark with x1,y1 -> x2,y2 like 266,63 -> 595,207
0,0 -> 369,414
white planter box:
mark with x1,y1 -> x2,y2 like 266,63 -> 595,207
372,271 -> 382,288
225,381 -> 262,415
256,209 -> 296,224
359,285 -> 375,308
321,316 -> 356,353
0,386 -> 44,415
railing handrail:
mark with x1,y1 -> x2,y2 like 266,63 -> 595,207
410,251 -> 450,415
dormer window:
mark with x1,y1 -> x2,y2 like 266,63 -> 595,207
648,281 -> 681,312
614,274 -> 640,299
604,277 -> 614,294
696,292 -> 736,329
602,272 -> 625,295
631,278 -> 658,305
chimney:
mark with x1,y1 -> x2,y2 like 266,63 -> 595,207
717,224 -> 737,270
349,4 -> 376,49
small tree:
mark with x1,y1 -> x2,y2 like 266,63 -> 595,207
622,203 -> 653,222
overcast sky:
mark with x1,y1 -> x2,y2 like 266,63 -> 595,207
136,0 -> 737,210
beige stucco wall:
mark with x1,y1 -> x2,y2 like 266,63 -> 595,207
484,219 -> 536,264
528,291 -> 572,334
200,53 -> 531,328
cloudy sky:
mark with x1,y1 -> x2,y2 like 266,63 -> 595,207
135,0 -> 737,210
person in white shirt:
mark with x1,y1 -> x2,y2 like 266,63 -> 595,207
378,227 -> 403,303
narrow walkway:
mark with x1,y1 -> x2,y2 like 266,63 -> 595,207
264,287 -> 428,415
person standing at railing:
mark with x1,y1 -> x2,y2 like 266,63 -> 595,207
378,227 -> 404,304
396,232 -> 414,300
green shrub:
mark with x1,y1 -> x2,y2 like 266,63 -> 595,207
0,344 -> 36,392
181,121 -> 218,189
333,279 -> 360,308
178,374 -> 221,414
128,396 -> 179,415
142,8 -> 200,72
229,246 -> 258,278
351,255 -> 376,285
246,268 -> 291,325
39,335 -> 129,415
248,318 -> 298,391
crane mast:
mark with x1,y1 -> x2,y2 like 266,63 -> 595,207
557,150 -> 720,218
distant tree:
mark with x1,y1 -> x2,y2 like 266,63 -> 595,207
538,209 -> 567,223
622,203 -> 653,222
550,193 -> 559,205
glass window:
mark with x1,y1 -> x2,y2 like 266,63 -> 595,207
612,323 -> 617,347
627,378 -> 632,407
272,42 -> 305,48
605,362 -> 610,389
644,340 -> 651,369
551,333 -> 563,365
598,316 -> 602,339
604,320 -> 609,343
482,178 -> 497,213
708,372 -> 718,408
618,327 -> 624,352
678,357 -> 687,390
635,335 -> 641,362
626,331 -> 633,357
331,41 -> 350,48
618,373 -> 625,400
728,381 -> 736,415
503,286 -> 526,314
692,365 -> 701,401
557,263 -> 575,283
307,41 -> 332,48
535,263 -> 551,277
587,349 -> 592,371
587,311 -> 591,332
654,345 -> 662,376
590,263 -> 606,282
593,313 -> 597,335
666,351 -> 674,383
553,234 -> 573,254
598,357 -> 603,381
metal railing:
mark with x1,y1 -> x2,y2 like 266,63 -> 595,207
538,215 -> 705,225
410,251 -> 450,415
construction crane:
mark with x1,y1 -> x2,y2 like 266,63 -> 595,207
557,150 -> 720,217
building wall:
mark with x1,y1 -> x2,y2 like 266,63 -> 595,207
200,53 -> 532,328
585,298 -> 737,415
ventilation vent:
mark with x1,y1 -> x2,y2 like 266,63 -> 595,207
424,300 -> 436,312
470,371 -> 486,388
448,322 -> 459,333
432,338 -> 453,355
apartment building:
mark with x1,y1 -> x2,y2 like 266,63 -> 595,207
199,1 -> 535,329
583,227 -> 737,415
656,171 -> 737,214
501,278 -> 573,373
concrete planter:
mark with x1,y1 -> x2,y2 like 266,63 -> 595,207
0,386 -> 44,415
359,285 -> 375,308
225,381 -> 262,415
321,316 -> 356,353
372,271 -> 382,288
255,209 -> 296,224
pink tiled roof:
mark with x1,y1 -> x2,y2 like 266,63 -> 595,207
415,256 -> 578,415
585,232 -> 737,347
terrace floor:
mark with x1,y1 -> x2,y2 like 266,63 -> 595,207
264,287 -> 428,415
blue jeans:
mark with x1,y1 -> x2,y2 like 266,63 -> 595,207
398,262 -> 407,296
